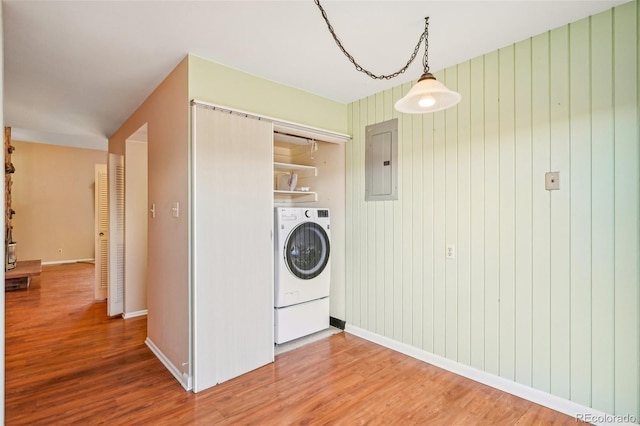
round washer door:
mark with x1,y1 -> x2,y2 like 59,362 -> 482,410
285,222 -> 330,280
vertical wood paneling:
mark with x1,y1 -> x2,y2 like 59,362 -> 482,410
401,83 -> 414,345
383,89 -> 395,339
367,93 -> 385,334
568,17 -> 592,407
365,95 -> 376,331
483,50 -> 500,376
344,2 -> 639,419
498,44 -> 516,381
469,56 -> 486,371
549,26 -> 571,400
613,2 -> 639,418
412,101 -> 424,348
422,111 -> 435,353
345,103 -> 354,325
531,31 -> 552,394
392,85 -> 404,341
444,67 -> 459,360
457,60 -> 472,366
376,90 -> 394,336
514,38 -> 533,387
350,100 -> 360,326
432,82 -> 447,356
374,94 -> 386,336
590,9 -> 615,414
357,99 -> 368,327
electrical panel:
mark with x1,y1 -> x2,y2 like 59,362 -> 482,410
365,118 -> 398,201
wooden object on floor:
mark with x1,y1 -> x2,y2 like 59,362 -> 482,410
5,259 -> 42,291
5,263 -> 582,425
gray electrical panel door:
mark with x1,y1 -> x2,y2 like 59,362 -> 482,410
365,118 -> 398,201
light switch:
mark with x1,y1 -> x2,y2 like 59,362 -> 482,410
545,172 -> 560,191
172,202 -> 180,218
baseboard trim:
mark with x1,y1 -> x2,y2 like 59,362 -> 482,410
345,325 -> 629,426
329,316 -> 346,330
42,258 -> 95,265
123,309 -> 147,319
145,337 -> 192,391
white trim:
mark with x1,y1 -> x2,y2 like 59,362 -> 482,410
190,99 -> 351,144
42,258 -> 94,265
122,309 -> 147,319
345,325 -> 633,426
190,102 -> 199,392
145,337 -> 192,391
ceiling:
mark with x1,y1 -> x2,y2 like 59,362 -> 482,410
3,0 -> 628,151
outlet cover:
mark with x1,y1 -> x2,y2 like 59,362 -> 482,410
545,172 -> 560,190
446,244 -> 456,260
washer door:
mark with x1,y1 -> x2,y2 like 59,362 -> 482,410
285,222 -> 330,280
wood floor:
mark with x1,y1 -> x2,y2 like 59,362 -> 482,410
6,263 -> 579,425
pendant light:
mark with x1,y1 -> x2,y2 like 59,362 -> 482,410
314,1 -> 461,114
394,18 -> 461,114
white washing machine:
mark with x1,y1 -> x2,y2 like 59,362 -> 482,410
274,207 -> 331,344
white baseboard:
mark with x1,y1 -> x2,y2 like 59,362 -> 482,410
345,325 -> 634,426
123,309 -> 147,319
145,337 -> 192,391
42,258 -> 95,265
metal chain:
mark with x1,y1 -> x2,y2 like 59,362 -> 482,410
313,0 -> 429,80
422,17 -> 430,74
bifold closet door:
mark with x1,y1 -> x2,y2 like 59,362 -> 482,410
192,105 -> 274,392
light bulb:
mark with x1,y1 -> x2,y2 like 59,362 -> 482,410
418,95 -> 436,108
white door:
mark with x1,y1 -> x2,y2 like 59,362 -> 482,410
108,153 -> 125,316
192,104 -> 274,392
94,164 -> 108,300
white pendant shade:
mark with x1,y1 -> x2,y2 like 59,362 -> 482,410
395,73 -> 462,114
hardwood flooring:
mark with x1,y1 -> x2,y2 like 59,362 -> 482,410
6,263 -> 579,425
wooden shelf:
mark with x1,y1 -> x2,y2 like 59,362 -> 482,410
273,162 -> 317,177
273,190 -> 318,202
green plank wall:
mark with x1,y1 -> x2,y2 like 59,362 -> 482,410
345,1 -> 639,418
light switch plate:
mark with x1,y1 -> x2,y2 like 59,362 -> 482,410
545,172 -> 560,190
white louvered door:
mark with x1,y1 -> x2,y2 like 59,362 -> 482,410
108,154 -> 125,316
94,164 -> 108,300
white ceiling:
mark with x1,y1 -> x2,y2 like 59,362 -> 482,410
3,0 -> 629,151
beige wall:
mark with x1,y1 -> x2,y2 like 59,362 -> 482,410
124,140 -> 148,316
11,140 -> 106,263
109,57 -> 189,379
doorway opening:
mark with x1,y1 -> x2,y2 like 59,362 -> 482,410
97,124 -> 148,317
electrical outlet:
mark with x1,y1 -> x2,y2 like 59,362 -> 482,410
446,244 -> 456,259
